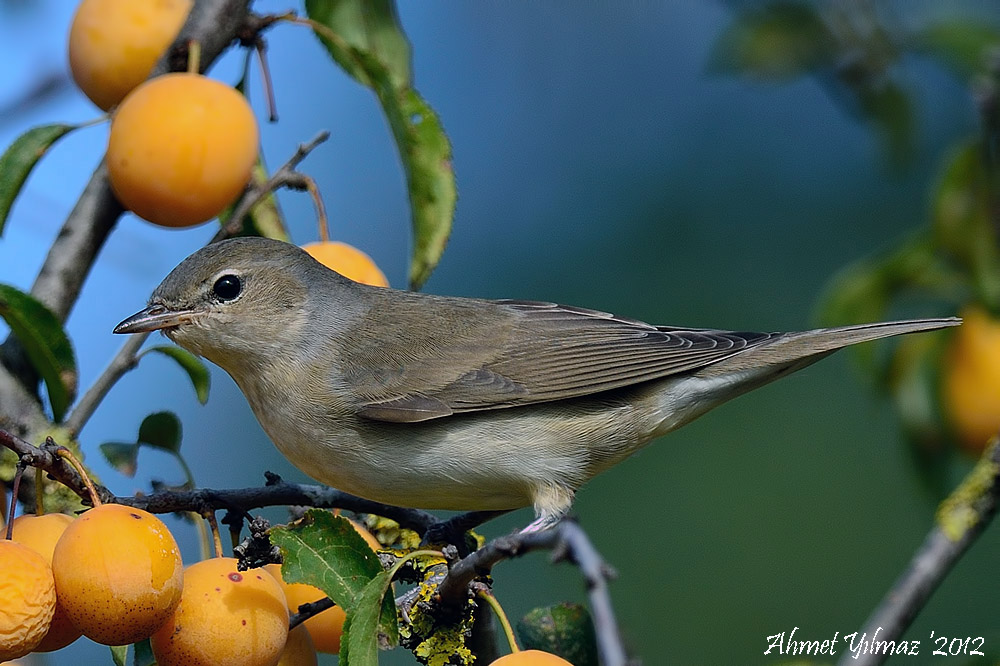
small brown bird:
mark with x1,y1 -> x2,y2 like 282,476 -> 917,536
115,237 -> 960,531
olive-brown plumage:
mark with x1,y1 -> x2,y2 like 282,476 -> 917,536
115,237 -> 961,530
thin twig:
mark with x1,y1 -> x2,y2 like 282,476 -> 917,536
289,597 -> 335,630
437,520 -> 632,666
839,439 -> 1000,666
64,332 -> 149,436
213,131 -> 330,240
0,429 -> 115,504
186,39 -> 202,73
421,509 -> 510,553
33,466 -> 44,515
115,482 -> 438,534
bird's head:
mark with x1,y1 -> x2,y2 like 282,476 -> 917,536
114,237 -> 329,370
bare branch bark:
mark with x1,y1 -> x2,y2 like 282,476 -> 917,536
437,521 -> 633,666
116,481 -> 439,534
0,428 -> 113,504
839,439 -> 1000,666
213,130 -> 330,241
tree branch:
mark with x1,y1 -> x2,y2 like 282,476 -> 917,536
3,425 -> 630,661
436,520 -> 632,666
0,429 -> 114,504
839,439 -> 1000,666
116,480 -> 438,534
289,597 -> 335,630
213,130 -> 330,241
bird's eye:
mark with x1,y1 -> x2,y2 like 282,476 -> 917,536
212,274 -> 242,301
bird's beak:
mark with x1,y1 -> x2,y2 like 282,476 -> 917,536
113,303 -> 196,334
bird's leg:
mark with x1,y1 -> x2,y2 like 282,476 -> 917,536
521,483 -> 575,533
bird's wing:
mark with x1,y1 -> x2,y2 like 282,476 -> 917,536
341,296 -> 776,423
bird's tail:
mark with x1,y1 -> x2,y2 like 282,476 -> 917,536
644,316 -> 960,442
703,317 -> 961,376
778,316 -> 960,356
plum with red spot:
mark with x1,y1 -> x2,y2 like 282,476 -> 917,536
151,557 -> 288,666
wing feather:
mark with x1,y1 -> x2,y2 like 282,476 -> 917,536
347,296 -> 776,422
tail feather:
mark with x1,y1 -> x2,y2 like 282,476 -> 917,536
709,317 -> 961,373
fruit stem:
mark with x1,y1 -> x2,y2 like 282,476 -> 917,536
5,462 -> 26,539
55,447 -> 102,507
194,514 -> 213,561
304,176 -> 331,243
205,511 -> 225,558
254,39 -> 279,123
34,466 -> 45,516
477,589 -> 520,654
187,39 -> 202,74
77,114 -> 110,129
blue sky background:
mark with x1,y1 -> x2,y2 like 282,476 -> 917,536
2,1 -> 1000,663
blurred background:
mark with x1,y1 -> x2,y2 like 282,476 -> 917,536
2,0 -> 1000,663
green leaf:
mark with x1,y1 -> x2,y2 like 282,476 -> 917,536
379,85 -> 456,289
99,442 -> 140,477
517,603 -> 599,666
305,0 -> 411,89
137,411 -> 182,453
146,345 -> 210,404
709,2 -> 836,79
915,21 -> 1000,78
0,283 -> 77,421
0,123 -> 76,234
270,510 -> 383,610
305,2 -> 455,288
133,638 -> 155,666
340,570 -> 394,666
109,644 -> 127,666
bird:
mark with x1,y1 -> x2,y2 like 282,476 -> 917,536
114,237 -> 961,532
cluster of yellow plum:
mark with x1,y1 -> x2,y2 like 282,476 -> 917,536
0,505 -> 390,664
0,504 -> 187,661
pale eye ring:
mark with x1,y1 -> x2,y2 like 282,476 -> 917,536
212,274 -> 242,301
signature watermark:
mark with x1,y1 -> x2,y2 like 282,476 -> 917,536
765,627 -> 985,659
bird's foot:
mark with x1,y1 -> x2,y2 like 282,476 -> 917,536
519,513 -> 563,534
